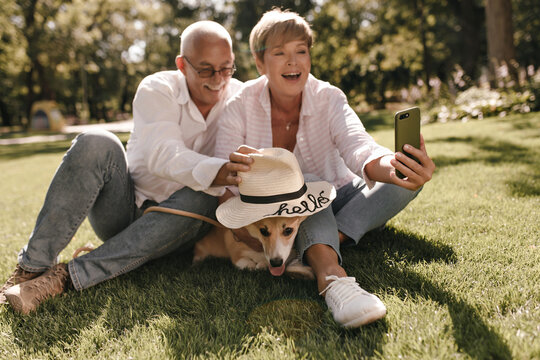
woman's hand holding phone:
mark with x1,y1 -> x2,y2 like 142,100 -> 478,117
390,134 -> 436,191
391,107 -> 436,190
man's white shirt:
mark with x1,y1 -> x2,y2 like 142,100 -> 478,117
127,70 -> 242,207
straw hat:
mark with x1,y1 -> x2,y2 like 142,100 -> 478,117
216,148 -> 336,229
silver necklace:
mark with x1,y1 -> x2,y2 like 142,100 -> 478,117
285,121 -> 298,131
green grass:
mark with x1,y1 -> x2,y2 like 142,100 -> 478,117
0,114 -> 539,359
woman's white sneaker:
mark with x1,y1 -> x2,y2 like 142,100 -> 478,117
320,275 -> 386,328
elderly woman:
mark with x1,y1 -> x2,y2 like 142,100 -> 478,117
216,9 -> 435,328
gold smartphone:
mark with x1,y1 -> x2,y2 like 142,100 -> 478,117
394,107 -> 421,179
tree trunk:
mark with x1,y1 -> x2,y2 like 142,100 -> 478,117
35,59 -> 54,100
22,0 -> 38,128
458,0 -> 484,82
0,99 -> 12,127
485,0 -> 519,87
25,67 -> 35,129
414,0 -> 431,92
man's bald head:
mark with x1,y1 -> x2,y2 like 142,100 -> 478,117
176,21 -> 235,119
180,21 -> 233,57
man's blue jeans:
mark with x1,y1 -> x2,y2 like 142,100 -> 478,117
17,130 -> 216,290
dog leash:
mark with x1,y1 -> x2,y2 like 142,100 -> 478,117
71,206 -> 228,258
143,206 -> 226,228
72,246 -> 95,258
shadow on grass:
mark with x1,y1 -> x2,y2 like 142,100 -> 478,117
5,244 -> 383,359
343,227 -> 512,359
431,136 -> 540,197
498,112 -> 540,134
4,134 -> 529,358
6,227 -> 510,359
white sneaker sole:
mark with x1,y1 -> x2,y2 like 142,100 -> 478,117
342,304 -> 387,328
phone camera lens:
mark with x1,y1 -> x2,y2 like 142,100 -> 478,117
399,113 -> 410,120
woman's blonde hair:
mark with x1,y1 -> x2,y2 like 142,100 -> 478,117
249,8 -> 313,62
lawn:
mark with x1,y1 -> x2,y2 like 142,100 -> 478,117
0,113 -> 539,359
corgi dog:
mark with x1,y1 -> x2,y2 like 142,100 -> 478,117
193,216 -> 314,279
193,147 -> 336,280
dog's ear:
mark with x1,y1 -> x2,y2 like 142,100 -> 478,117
297,215 -> 308,224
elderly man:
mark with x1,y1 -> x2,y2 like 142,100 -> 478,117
1,21 -> 251,314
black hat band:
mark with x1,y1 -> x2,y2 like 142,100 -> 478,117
240,184 -> 307,204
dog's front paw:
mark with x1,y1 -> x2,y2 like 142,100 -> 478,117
192,244 -> 207,264
285,258 -> 315,280
234,251 -> 267,271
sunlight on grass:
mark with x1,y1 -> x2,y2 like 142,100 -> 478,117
0,115 -> 538,359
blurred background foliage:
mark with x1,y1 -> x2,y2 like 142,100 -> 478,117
0,0 -> 538,128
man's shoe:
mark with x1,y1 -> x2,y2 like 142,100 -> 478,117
0,265 -> 43,304
4,263 -> 70,315
320,275 -> 386,328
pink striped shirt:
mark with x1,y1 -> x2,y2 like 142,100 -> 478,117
215,74 -> 393,190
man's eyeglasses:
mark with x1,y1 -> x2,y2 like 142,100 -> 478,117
183,57 -> 236,78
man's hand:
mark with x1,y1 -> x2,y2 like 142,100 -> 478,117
212,145 -> 260,186
390,134 -> 436,190
213,145 -> 262,251
218,188 -> 235,205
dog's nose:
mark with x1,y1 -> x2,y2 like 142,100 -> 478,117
269,258 -> 283,267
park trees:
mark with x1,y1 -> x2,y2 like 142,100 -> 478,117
0,0 -> 538,127
0,1 -> 27,126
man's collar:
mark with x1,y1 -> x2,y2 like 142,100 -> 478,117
176,70 -> 190,105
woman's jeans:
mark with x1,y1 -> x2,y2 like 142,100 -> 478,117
295,176 -> 421,264
17,130 -> 216,290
